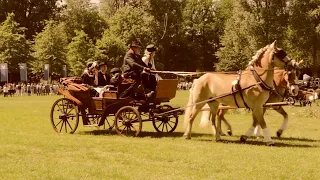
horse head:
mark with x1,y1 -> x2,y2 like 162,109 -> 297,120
284,60 -> 304,96
269,41 -> 294,69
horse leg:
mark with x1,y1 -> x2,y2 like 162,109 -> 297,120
183,104 -> 202,139
219,109 -> 232,136
255,107 -> 274,146
207,102 -> 220,141
274,106 -> 288,138
240,111 -> 258,142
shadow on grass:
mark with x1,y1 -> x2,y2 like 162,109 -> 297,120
79,130 -> 210,138
79,130 -> 318,148
199,139 -> 318,148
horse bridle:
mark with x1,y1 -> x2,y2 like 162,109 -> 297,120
249,48 -> 293,97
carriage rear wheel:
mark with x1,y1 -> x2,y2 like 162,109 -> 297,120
50,98 -> 79,134
115,106 -> 142,136
152,105 -> 179,133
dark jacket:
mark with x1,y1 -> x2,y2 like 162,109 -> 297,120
81,71 -> 95,85
97,71 -> 110,86
122,49 -> 146,75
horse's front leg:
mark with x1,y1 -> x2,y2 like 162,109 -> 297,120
255,107 -> 274,146
240,111 -> 258,142
274,106 -> 288,137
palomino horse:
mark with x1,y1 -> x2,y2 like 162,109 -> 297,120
200,67 -> 302,138
183,41 -> 293,146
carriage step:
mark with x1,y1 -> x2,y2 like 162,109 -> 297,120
84,124 -> 99,127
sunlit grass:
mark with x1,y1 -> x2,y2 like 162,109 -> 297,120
0,92 -> 319,180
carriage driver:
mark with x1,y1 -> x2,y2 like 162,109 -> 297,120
122,39 -> 155,98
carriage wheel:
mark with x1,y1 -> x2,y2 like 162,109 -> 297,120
152,105 -> 179,133
115,106 -> 142,137
50,98 -> 79,134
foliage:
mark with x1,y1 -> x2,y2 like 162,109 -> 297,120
216,2 -> 259,71
1,0 -> 320,77
31,20 -> 68,74
96,30 -> 127,67
0,0 -> 62,39
283,0 -> 320,75
67,30 -> 96,76
0,13 -> 30,72
63,0 -> 108,43
107,5 -> 156,45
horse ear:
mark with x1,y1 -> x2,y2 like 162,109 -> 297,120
270,40 -> 277,50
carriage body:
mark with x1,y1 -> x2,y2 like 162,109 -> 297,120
50,78 -> 180,136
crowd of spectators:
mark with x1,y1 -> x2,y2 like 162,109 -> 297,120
0,83 -> 60,97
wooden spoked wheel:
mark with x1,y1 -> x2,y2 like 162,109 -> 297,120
115,106 -> 142,136
50,98 -> 79,134
152,105 -> 178,133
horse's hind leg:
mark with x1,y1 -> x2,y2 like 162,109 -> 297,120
183,105 -> 202,139
221,110 -> 232,136
274,106 -> 288,137
207,102 -> 221,141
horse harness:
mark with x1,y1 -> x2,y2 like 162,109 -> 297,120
231,49 -> 292,109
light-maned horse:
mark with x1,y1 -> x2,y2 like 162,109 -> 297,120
183,41 -> 293,146
200,67 -> 302,138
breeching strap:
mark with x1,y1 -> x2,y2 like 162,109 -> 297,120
154,82 -> 262,117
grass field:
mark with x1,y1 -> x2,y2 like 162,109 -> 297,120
0,91 -> 319,180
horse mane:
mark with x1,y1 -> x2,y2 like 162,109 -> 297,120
248,45 -> 270,66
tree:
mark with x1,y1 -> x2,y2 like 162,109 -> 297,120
107,5 -> 156,45
0,13 -> 30,73
96,30 -> 127,67
241,0 -> 290,46
67,30 -> 96,76
183,0 -> 224,71
284,0 -> 320,76
31,20 -> 68,74
216,2 -> 259,71
62,0 -> 107,43
0,0 -> 62,39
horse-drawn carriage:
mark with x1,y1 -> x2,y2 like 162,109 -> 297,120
50,77 -> 182,136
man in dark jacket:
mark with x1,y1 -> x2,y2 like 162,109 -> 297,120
122,40 -> 150,81
97,61 -> 110,86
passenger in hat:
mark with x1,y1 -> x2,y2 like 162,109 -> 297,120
97,61 -> 110,86
81,61 -> 97,85
141,44 -> 160,97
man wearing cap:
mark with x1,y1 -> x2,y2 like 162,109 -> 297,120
97,61 -> 110,86
122,40 -> 150,80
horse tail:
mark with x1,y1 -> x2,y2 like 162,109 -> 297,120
199,104 -> 211,128
184,80 -> 197,129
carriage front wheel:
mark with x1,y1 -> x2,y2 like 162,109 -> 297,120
50,98 -> 79,134
152,105 -> 179,133
115,106 -> 142,137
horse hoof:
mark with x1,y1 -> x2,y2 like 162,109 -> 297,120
227,130 -> 232,136
276,130 -> 283,138
220,133 -> 226,136
266,142 -> 275,146
240,135 -> 248,143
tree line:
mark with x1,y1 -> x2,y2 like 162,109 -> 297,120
0,0 -> 319,78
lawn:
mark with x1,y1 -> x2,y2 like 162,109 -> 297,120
0,91 -> 319,180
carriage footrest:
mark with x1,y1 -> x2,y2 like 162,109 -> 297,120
84,124 -> 99,127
